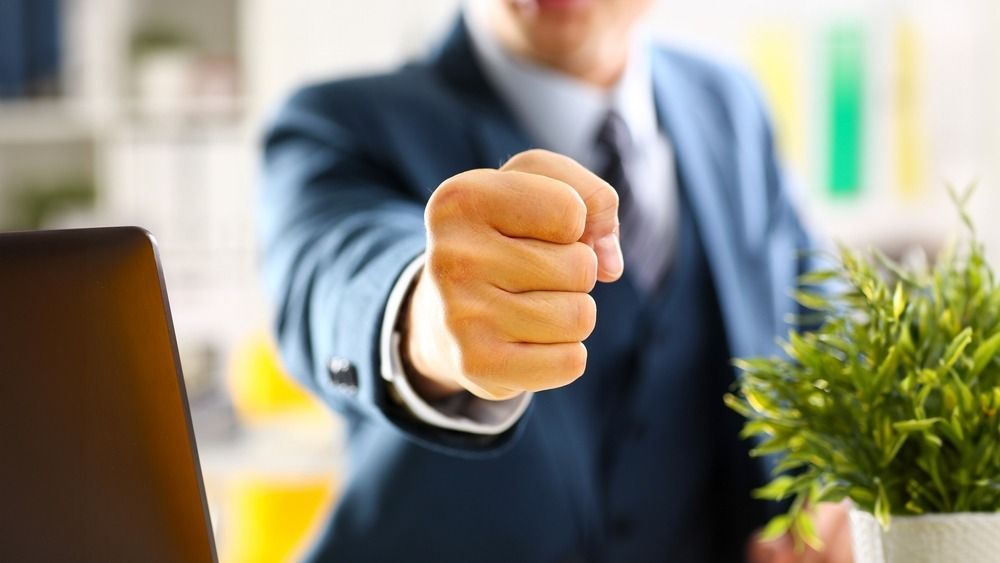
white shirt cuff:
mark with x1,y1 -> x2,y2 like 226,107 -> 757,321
379,253 -> 531,435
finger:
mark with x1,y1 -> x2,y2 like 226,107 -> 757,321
460,377 -> 523,402
771,543 -> 798,563
484,238 -> 598,293
817,502 -> 853,563
748,533 -> 797,563
747,538 -> 783,563
823,521 -> 853,563
501,149 -> 622,282
433,168 -> 586,244
463,341 -> 587,393
489,289 -> 596,344
424,230 -> 596,294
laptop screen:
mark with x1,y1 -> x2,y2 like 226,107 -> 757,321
0,228 -> 216,562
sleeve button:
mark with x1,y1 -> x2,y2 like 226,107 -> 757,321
327,357 -> 358,393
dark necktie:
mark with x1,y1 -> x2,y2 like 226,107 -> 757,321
595,110 -> 673,293
596,111 -> 635,225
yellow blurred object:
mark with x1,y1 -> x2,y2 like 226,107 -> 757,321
220,331 -> 340,560
227,331 -> 328,422
895,20 -> 924,199
221,475 -> 337,563
749,27 -> 806,175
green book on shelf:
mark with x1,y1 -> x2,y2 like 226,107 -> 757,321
826,23 -> 865,199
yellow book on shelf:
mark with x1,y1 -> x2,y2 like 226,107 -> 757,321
749,27 -> 806,175
227,331 -> 329,423
221,475 -> 337,563
895,19 -> 924,199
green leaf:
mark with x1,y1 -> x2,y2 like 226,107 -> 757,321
923,433 -> 943,448
793,512 -> 824,551
814,482 -> 849,503
893,418 -> 943,433
849,486 -> 876,506
723,393 -> 754,419
817,334 -> 852,354
752,476 -> 798,500
970,331 -> 1000,378
893,282 -> 906,320
875,481 -> 892,529
946,182 -> 978,234
951,372 -> 975,411
751,432 -> 799,456
799,269 -> 839,286
875,346 -> 900,389
793,290 -> 832,311
738,419 -> 769,437
744,388 -> 777,416
874,247 -> 922,286
758,514 -> 793,542
938,418 -> 963,446
941,327 -> 973,371
771,459 -> 807,476
883,434 -> 909,466
733,357 -> 779,374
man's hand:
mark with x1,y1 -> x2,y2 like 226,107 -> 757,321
748,501 -> 854,563
403,149 -> 623,401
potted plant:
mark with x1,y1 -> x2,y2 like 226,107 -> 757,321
726,189 -> 1000,563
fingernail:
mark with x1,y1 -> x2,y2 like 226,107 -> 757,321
595,233 -> 623,277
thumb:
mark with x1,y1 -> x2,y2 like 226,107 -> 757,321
583,202 -> 622,283
501,149 -> 623,282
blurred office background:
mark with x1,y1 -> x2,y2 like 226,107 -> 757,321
1,0 -> 998,560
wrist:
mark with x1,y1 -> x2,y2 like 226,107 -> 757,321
401,273 -> 465,401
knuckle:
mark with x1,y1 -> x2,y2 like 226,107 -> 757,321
527,343 -> 588,391
564,343 -> 588,381
543,344 -> 587,389
426,241 -> 483,287
505,148 -> 552,169
427,172 -> 483,229
442,298 -> 487,336
458,344 -> 497,381
572,293 -> 597,339
553,187 -> 587,240
569,242 -> 598,291
425,244 -> 461,283
428,176 -> 462,211
445,299 -> 507,352
590,181 -> 620,214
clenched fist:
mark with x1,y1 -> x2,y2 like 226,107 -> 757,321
403,149 -> 623,401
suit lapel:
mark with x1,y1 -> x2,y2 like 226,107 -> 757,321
650,52 -> 755,360
428,18 -> 534,168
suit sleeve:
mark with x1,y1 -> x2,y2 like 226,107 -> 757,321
258,86 -> 529,457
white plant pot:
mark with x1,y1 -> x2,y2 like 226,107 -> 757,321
850,508 -> 1000,563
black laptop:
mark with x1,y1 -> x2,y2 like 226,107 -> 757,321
0,227 -> 216,562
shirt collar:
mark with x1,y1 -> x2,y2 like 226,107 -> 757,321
463,2 -> 659,171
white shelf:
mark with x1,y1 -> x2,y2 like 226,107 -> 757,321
0,99 -> 96,144
0,95 -> 246,144
197,418 -> 343,477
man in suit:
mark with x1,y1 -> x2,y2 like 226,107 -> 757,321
260,0 -> 851,561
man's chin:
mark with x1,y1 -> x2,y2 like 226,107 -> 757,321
521,20 -> 596,59
512,0 -> 595,12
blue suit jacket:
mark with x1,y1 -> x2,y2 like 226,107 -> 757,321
260,18 -> 814,563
